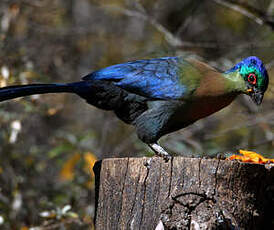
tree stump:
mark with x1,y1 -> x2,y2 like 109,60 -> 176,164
93,157 -> 274,230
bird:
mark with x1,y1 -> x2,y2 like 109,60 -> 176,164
0,56 -> 269,160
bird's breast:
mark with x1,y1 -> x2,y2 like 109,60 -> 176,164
183,93 -> 237,122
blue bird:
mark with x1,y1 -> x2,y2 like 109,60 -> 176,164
0,56 -> 269,159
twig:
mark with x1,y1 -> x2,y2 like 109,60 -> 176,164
102,4 -> 274,49
204,111 -> 274,140
213,0 -> 274,30
1,0 -> 47,7
266,60 -> 274,69
103,5 -> 183,47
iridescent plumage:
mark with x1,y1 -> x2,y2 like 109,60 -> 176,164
0,56 -> 269,159
225,56 -> 268,94
84,57 -> 187,100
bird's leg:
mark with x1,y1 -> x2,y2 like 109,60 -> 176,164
148,143 -> 172,161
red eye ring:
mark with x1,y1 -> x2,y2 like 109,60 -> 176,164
248,73 -> 257,85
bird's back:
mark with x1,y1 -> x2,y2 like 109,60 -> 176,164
83,57 -> 187,100
82,57 -> 238,131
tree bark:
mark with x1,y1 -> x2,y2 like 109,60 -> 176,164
93,157 -> 274,230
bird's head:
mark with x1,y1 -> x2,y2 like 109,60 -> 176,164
225,56 -> 269,105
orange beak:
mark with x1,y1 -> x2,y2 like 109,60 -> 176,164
227,150 -> 274,164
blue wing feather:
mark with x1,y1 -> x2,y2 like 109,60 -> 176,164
83,57 -> 186,100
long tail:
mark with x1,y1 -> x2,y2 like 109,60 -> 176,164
0,80 -> 148,124
0,82 -> 85,102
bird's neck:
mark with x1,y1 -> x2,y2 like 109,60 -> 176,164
191,70 -> 243,99
222,71 -> 246,93
182,59 -> 245,98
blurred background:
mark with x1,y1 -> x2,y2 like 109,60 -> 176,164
0,0 -> 273,229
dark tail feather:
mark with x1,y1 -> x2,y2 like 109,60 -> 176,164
0,82 -> 86,102
0,81 -> 147,124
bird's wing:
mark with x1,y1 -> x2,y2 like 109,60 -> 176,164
83,57 -> 190,100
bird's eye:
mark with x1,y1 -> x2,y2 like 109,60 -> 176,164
247,73 -> 257,85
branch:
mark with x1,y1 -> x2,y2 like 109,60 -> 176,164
203,110 -> 274,141
103,4 -> 183,47
102,4 -> 274,49
266,60 -> 274,69
213,0 -> 274,30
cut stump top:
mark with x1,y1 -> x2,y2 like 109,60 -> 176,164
94,157 -> 274,230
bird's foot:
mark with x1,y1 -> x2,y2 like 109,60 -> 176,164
144,158 -> 152,169
148,143 -> 172,162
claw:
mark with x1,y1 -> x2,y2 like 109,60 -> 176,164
227,149 -> 274,164
148,143 -> 172,162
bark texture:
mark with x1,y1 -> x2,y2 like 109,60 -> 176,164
93,157 -> 274,230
